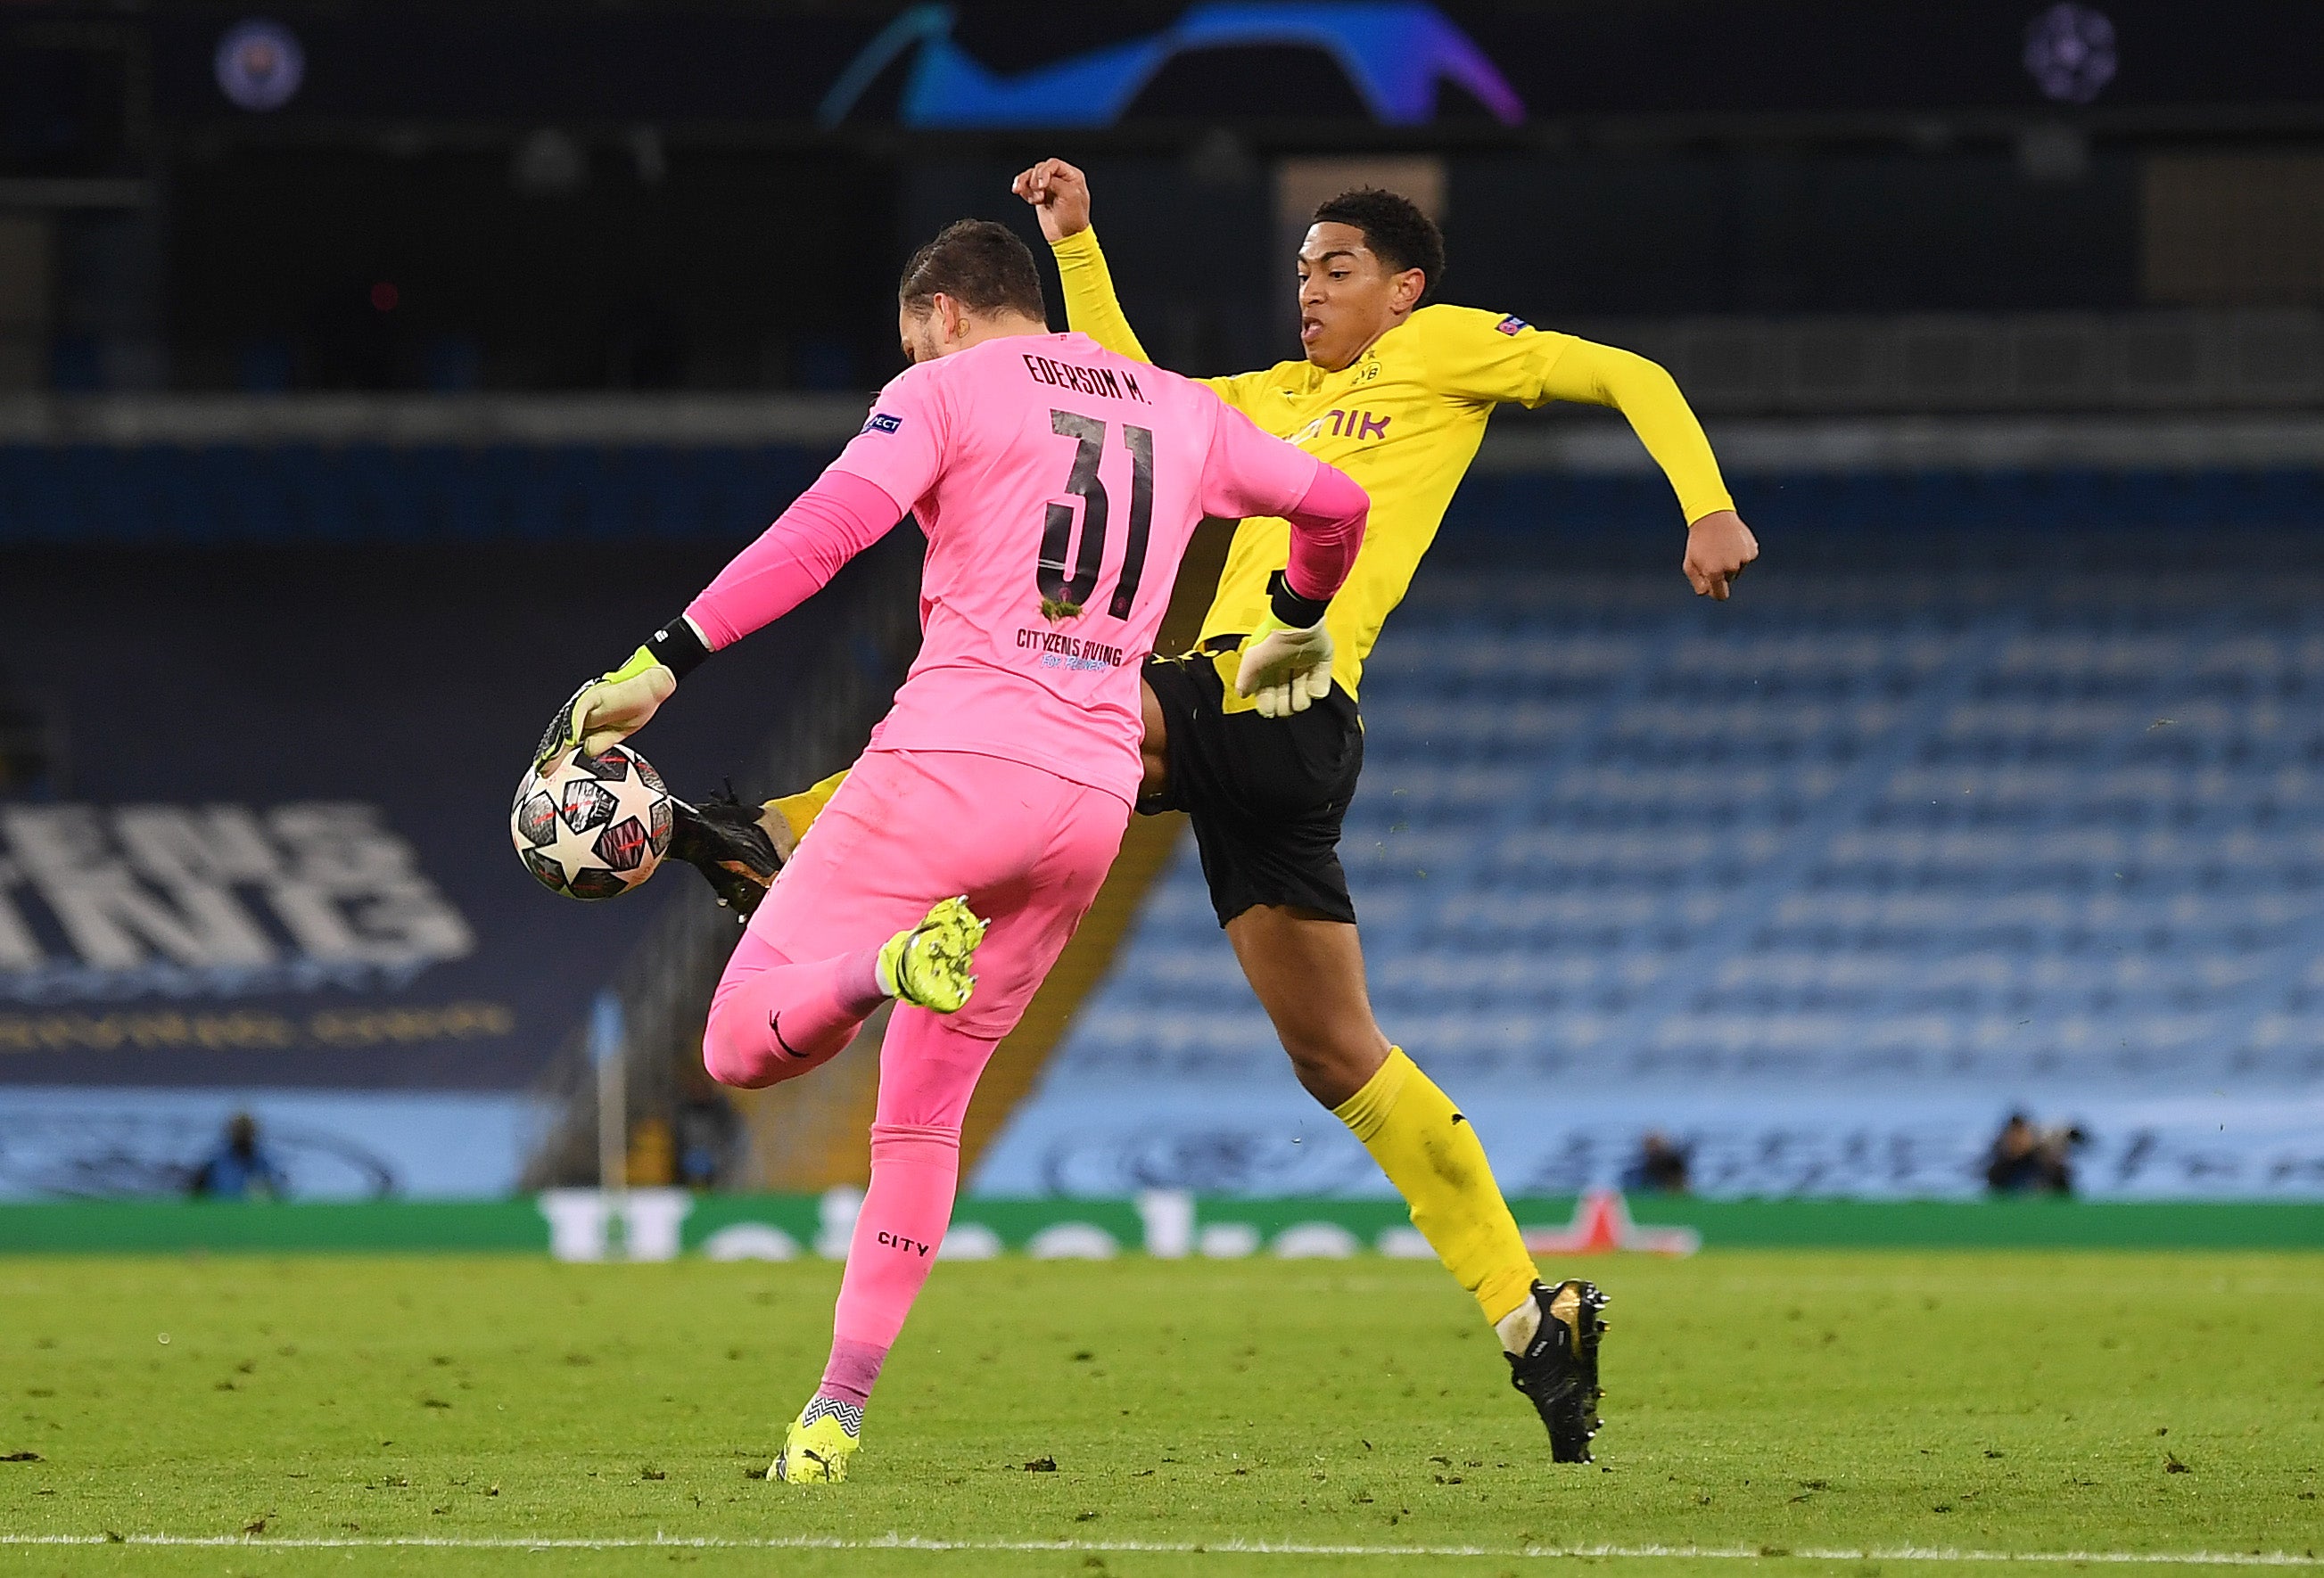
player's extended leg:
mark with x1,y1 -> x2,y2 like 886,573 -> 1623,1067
749,750 -> 1131,1485
1226,902 -> 1608,1461
703,932 -> 886,1085
774,1008 -> 997,1483
1224,903 -> 1529,1303
699,748 -> 1017,1089
765,768 -> 850,851
702,900 -> 986,1089
689,685 -> 1169,918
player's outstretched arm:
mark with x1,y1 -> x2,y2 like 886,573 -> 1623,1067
1427,313 -> 1758,597
532,467 -> 909,774
1011,158 -> 1155,366
1538,338 -> 1759,601
1233,464 -> 1369,714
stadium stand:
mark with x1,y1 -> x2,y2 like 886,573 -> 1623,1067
7,414 -> 2324,1202
0,485 -> 913,1198
974,497 -> 2324,1203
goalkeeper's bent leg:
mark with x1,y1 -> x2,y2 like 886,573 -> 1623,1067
1334,1047 -> 1541,1326
702,932 -> 886,1088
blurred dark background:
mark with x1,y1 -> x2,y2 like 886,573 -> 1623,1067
4,1 -> 2323,397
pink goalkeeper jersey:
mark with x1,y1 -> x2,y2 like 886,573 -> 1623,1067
817,332 -> 1335,805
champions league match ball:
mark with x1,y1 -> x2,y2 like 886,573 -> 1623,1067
511,744 -> 673,900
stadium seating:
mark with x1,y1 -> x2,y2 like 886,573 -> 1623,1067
974,513 -> 2324,1202
0,493 -> 916,1200
9,440 -> 2323,1201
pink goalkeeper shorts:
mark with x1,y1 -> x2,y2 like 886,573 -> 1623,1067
723,747 -> 1131,1040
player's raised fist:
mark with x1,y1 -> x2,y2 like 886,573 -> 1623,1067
1010,158 -> 1092,242
1683,509 -> 1759,601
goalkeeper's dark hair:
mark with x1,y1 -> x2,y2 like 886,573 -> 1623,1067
1313,188 -> 1444,304
898,218 -> 1047,322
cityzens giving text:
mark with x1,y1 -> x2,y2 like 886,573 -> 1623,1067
1016,626 -> 1126,672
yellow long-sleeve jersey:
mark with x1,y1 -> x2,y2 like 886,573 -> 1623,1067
1051,227 -> 1736,701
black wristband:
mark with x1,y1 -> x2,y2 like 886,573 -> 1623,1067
1266,568 -> 1329,630
646,615 -> 713,678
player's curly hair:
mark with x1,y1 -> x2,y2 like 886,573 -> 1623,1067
1312,188 -> 1445,303
898,218 -> 1047,321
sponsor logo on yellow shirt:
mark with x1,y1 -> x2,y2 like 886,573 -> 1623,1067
1291,409 -> 1393,445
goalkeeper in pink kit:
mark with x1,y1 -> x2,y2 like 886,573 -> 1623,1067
536,220 -> 1367,1483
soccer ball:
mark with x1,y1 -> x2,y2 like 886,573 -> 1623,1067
511,744 -> 673,900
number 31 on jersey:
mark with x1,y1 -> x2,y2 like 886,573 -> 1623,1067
1040,410 -> 1155,622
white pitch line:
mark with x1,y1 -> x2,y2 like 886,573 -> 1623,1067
0,1534 -> 2318,1565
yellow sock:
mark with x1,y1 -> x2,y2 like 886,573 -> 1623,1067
764,768 -> 850,849
1333,1047 -> 1539,1325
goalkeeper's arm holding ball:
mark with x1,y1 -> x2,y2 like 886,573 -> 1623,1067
530,615 -> 787,912
530,617 -> 707,773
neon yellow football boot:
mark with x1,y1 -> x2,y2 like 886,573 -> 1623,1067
771,1397 -> 861,1484
876,895 -> 988,1014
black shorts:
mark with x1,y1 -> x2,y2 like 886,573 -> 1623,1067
1138,643 -> 1364,927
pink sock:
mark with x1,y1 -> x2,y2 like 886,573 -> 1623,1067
702,940 -> 886,1088
822,1010 -> 999,1401
817,1337 -> 887,1409
831,1121 -> 960,1349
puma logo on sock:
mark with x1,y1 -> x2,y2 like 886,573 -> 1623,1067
771,1013 -> 810,1059
877,1230 -> 934,1257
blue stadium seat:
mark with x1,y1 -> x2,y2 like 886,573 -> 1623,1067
978,514 -> 2324,1198
3,443 -> 2321,1194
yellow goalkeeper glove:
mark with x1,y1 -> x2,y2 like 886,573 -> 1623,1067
532,617 -> 708,771
1232,571 -> 1337,719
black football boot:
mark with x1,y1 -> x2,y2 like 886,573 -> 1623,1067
667,789 -> 784,916
1506,1278 -> 1609,1462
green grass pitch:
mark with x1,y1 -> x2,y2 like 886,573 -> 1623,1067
1,1251 -> 2319,1576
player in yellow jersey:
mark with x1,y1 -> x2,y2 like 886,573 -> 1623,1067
663,160 -> 1758,1463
